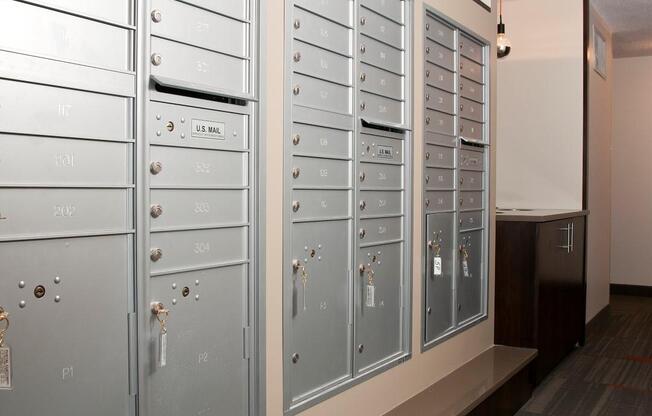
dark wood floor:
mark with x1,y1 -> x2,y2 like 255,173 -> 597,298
517,295 -> 652,416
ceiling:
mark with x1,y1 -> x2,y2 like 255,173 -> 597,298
592,0 -> 652,58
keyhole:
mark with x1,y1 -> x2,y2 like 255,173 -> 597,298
166,121 -> 175,132
34,285 -> 46,299
310,249 -> 316,258
372,255 -> 377,262
182,287 -> 190,297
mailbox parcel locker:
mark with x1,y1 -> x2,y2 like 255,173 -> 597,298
284,0 -> 412,413
422,8 -> 490,349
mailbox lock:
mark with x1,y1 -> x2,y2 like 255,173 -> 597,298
293,19 -> 301,29
460,104 -> 464,111
360,72 -> 367,82
425,175 -> 430,184
359,172 -> 366,182
360,44 -> 366,53
425,198 -> 431,208
34,285 -> 46,299
182,287 -> 190,297
293,52 -> 301,62
425,93 -> 430,101
359,228 -> 366,239
459,198 -> 464,206
165,121 -> 175,132
427,307 -> 432,315
150,248 -> 163,262
150,161 -> 163,175
292,167 -> 301,179
358,344 -> 364,353
150,204 -> 163,218
151,9 -> 162,23
360,101 -> 366,111
426,46 -> 430,54
359,200 -> 366,211
426,23 -> 430,30
292,85 -> 301,96
425,116 -> 431,125
292,201 -> 300,212
358,264 -> 366,273
425,152 -> 431,160
292,134 -> 301,146
151,53 -> 162,66
360,16 -> 366,25
460,177 -> 464,185
426,69 -> 430,78
292,353 -> 300,364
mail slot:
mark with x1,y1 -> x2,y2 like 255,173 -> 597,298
425,212 -> 455,342
359,63 -> 404,100
425,39 -> 455,71
425,62 -> 455,93
292,39 -> 352,86
359,190 -> 403,217
291,156 -> 351,188
150,189 -> 247,231
359,134 -> 403,164
425,109 -> 455,136
459,210 -> 483,231
293,73 -> 352,115
459,170 -> 483,191
459,118 -> 484,142
0,1 -> 133,72
459,98 -> 484,123
151,0 -> 248,58
425,85 -> 455,115
460,78 -> 484,103
359,92 -> 404,126
149,102 -> 248,151
150,37 -> 249,98
0,188 -> 129,239
458,230 -> 484,323
359,8 -> 403,50
182,0 -> 249,21
425,191 -> 455,213
0,79 -> 132,141
0,134 -> 129,186
150,226 -> 248,274
425,144 -> 455,168
359,163 -> 403,189
291,189 -> 350,221
295,0 -> 352,26
459,148 -> 485,171
359,216 -> 403,245
292,6 -> 352,56
291,123 -> 352,160
31,0 -> 133,24
460,56 -> 484,84
149,146 -> 247,188
359,34 -> 404,75
459,34 -> 484,64
360,0 -> 404,24
425,168 -> 455,190
459,191 -> 483,211
425,15 -> 454,50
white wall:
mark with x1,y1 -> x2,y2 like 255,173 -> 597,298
611,56 -> 652,287
496,0 -> 584,209
586,6 -> 613,321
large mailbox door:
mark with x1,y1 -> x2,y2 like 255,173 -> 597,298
0,2 -> 135,415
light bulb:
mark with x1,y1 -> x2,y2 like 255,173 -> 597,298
497,32 -> 511,58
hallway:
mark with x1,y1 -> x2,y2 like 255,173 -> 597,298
518,296 -> 652,415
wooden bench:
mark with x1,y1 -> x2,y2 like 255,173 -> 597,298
385,346 -> 537,416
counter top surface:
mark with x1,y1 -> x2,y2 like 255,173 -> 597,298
496,209 -> 589,223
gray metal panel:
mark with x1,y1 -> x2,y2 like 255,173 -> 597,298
359,163 -> 402,189
425,85 -> 455,114
425,213 -> 455,342
287,220 -> 351,402
295,0 -> 353,26
424,15 -> 454,50
460,56 -> 484,84
150,189 -> 248,230
182,0 -> 249,21
425,38 -> 455,71
292,39 -> 352,86
425,109 -> 455,136
425,132 -> 456,148
359,63 -> 404,100
425,144 -> 455,168
359,34 -> 404,75
150,37 -> 249,98
30,0 -> 133,24
425,62 -> 455,92
359,216 -> 402,245
292,6 -> 352,55
0,79 -> 133,141
459,170 -> 483,191
148,265 -> 249,416
359,134 -> 403,165
457,230 -> 483,322
291,123 -> 352,159
459,34 -> 484,64
359,92 -> 404,126
0,135 -> 129,186
354,242 -> 403,373
460,191 -> 483,211
460,77 -> 484,103
0,235 -> 131,416
459,98 -> 484,123
0,188 -> 129,240
0,0 -> 132,72
359,8 -> 404,50
151,0 -> 248,57
425,191 -> 455,213
459,118 -> 484,142
358,190 -> 403,217
150,227 -> 248,275
290,190 -> 350,221
360,0 -> 403,24
459,210 -> 483,231
149,146 -> 247,187
459,148 -> 485,171
292,73 -> 352,116
291,157 -> 351,188
425,167 -> 455,190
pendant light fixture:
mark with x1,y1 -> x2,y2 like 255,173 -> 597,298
497,0 -> 512,58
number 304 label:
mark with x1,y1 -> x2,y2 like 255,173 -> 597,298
433,256 -> 442,276
0,347 -> 12,390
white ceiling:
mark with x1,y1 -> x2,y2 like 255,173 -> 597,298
591,0 -> 652,58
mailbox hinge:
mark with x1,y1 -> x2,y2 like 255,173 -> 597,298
127,312 -> 138,396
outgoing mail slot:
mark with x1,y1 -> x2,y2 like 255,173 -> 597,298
151,0 -> 248,58
359,216 -> 402,244
150,227 -> 247,274
425,109 -> 455,136
0,188 -> 129,239
292,39 -> 352,86
359,92 -> 404,126
0,134 -> 129,186
425,85 -> 455,115
425,39 -> 455,71
425,191 -> 455,213
460,56 -> 484,84
460,78 -> 484,103
459,148 -> 485,171
359,190 -> 403,217
425,62 -> 455,93
425,168 -> 455,190
149,101 -> 248,151
291,123 -> 352,159
150,146 -> 247,188
359,134 -> 403,164
291,190 -> 350,221
360,0 -> 404,24
425,15 -> 454,50
359,35 -> 404,75
459,170 -> 483,191
293,73 -> 352,116
291,157 -> 351,188
459,118 -> 484,142
295,0 -> 352,26
292,6 -> 352,56
425,144 -> 455,168
359,63 -> 404,100
460,210 -> 483,231
0,79 -> 132,141
150,189 -> 247,231
31,0 -> 132,24
0,1 -> 132,72
359,9 -> 403,50
459,34 -> 484,65
359,163 -> 403,189
459,98 -> 484,123
182,0 -> 249,21
459,191 -> 483,211
150,37 -> 249,98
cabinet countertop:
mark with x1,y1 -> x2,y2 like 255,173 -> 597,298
495,209 -> 589,223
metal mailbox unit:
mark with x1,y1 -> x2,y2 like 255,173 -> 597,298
283,0 -> 412,413
138,1 -> 261,415
0,1 -> 136,415
422,7 -> 490,349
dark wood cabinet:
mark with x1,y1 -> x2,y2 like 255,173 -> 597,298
495,214 -> 586,385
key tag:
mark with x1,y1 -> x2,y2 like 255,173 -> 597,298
433,244 -> 443,277
0,308 -> 12,390
366,269 -> 376,308
461,247 -> 470,278
152,303 -> 169,368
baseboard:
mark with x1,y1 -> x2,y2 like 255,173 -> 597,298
586,303 -> 610,334
610,284 -> 652,297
